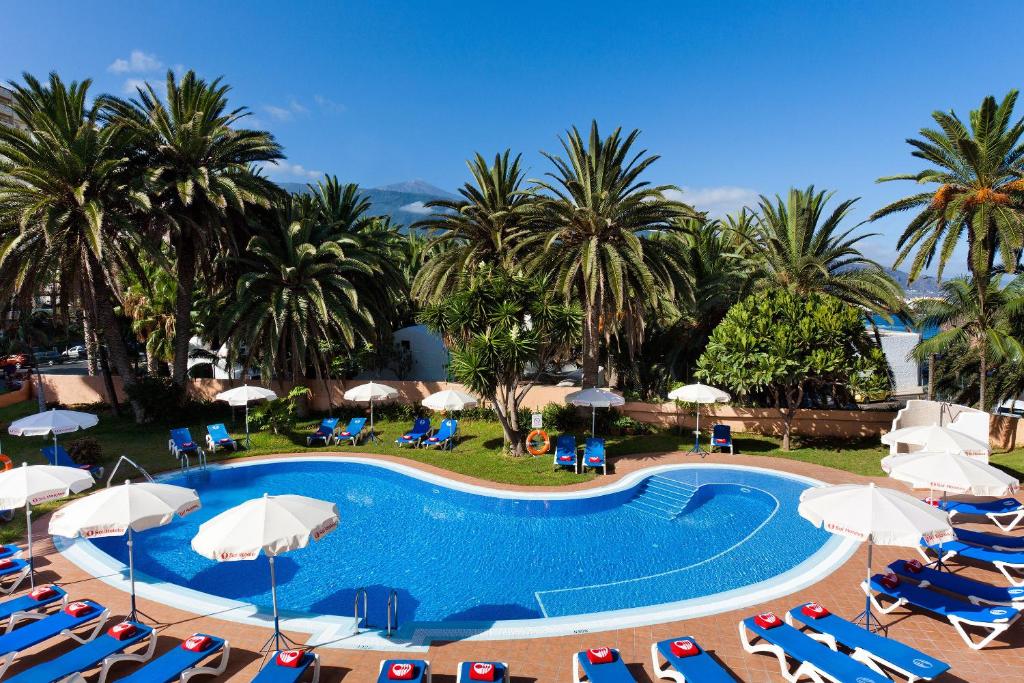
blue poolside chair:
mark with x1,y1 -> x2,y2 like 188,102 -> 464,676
935,497 -> 1024,532
423,419 -> 457,451
710,424 -> 733,455
334,417 -> 368,446
865,573 -> 1020,649
0,559 -> 30,596
785,602 -> 949,682
306,417 -> 340,446
116,633 -> 230,683
0,545 -> 20,562
956,527 -> 1024,551
395,418 -> 432,448
554,435 -> 578,472
650,637 -> 734,682
0,599 -> 109,678
457,661 -> 507,683
0,585 -> 66,624
921,537 -> 1024,587
377,659 -> 430,682
205,423 -> 238,453
573,648 -> 636,683
41,444 -> 104,480
254,650 -> 320,683
168,428 -> 205,468
582,437 -> 607,474
738,614 -> 889,682
889,559 -> 1024,606
5,619 -> 155,683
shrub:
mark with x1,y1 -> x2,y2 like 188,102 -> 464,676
250,387 -> 310,434
66,437 -> 103,469
541,402 -> 582,432
123,376 -> 189,421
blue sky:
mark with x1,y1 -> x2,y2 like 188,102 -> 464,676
5,1 -> 1024,272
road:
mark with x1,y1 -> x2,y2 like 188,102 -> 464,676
34,359 -> 89,376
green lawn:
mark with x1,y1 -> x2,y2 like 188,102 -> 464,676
2,399 -> 1023,543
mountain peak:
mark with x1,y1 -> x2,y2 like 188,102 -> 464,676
375,179 -> 454,197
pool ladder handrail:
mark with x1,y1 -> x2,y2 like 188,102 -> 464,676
106,455 -> 156,487
353,588 -> 368,634
386,589 -> 399,637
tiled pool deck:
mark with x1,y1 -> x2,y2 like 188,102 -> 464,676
17,450 -> 1024,681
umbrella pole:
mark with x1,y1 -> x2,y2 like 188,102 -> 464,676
369,400 -> 377,442
25,503 -> 33,589
854,540 -> 880,632
245,403 -> 251,449
127,527 -> 137,621
270,555 -> 281,651
592,407 -> 596,437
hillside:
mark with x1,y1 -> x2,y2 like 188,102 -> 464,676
277,180 -> 454,227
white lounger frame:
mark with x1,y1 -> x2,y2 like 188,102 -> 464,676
861,581 -> 1018,650
0,606 -> 110,679
947,505 -> 1024,533
455,661 -> 508,683
918,545 -> 1024,587
0,566 -> 31,597
783,612 -> 935,683
378,658 -> 428,683
738,619 -> 886,683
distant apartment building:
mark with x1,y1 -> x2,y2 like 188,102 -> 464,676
0,84 -> 25,131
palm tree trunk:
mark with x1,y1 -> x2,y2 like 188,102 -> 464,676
146,349 -> 160,376
171,239 -> 196,386
979,346 -> 987,411
927,354 -> 935,400
582,302 -> 600,388
84,253 -> 146,422
82,304 -> 99,376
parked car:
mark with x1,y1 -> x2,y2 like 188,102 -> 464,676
62,345 -> 86,360
32,350 -> 62,366
0,353 -> 29,369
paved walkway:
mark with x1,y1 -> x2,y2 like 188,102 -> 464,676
13,450 -> 1024,681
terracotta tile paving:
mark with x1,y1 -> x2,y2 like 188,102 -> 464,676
8,449 -> 1023,681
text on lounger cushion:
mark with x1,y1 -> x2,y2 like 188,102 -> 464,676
30,586 -> 56,601
880,572 -> 900,590
469,662 -> 496,680
182,635 -> 213,652
754,612 -> 782,629
800,602 -> 830,619
388,662 -> 416,679
108,622 -> 137,640
670,639 -> 700,657
277,650 -> 304,668
65,601 -> 93,617
586,648 -> 614,664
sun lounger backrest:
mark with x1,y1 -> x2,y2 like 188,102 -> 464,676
712,424 -> 731,442
5,621 -> 153,683
115,634 -> 226,683
412,417 -> 431,433
436,419 -> 456,439
41,444 -> 76,468
344,417 -> 366,433
585,437 -> 605,456
207,423 -> 230,440
170,428 -> 194,447
556,435 -> 576,452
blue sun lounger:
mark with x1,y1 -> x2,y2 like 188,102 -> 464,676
0,599 -> 109,678
785,603 -> 949,682
0,585 -> 67,624
573,648 -> 635,682
423,419 -> 457,450
168,428 -> 206,469
650,637 -> 734,682
955,527 -> 1024,550
889,559 -> 1024,606
710,424 -> 733,454
554,435 -> 578,473
205,423 -> 238,453
254,650 -> 320,682
116,633 -> 230,683
41,444 -> 104,479
864,573 -> 1020,649
5,619 -> 155,683
396,418 -> 432,448
334,417 -> 367,446
306,418 -> 339,446
377,659 -> 430,682
0,559 -> 30,596
457,661 -> 507,682
0,546 -> 21,562
937,497 -> 1024,532
739,614 -> 889,682
582,437 -> 607,474
921,537 -> 1024,586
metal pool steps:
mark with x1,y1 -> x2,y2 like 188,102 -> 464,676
626,476 -> 699,519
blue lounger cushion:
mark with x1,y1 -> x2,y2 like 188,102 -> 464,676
653,638 -> 733,682
868,575 -> 1017,624
307,418 -> 340,445
378,659 -> 428,682
787,603 -> 949,680
0,546 -> 19,561
0,560 -> 28,579
740,617 -> 889,683
956,528 -> 1024,550
458,661 -> 507,682
396,418 -> 432,446
924,537 -> 1024,585
254,651 -> 317,682
117,634 -> 227,683
41,445 -> 102,477
941,497 -> 1022,516
575,649 -> 636,682
0,600 -> 106,659
554,435 -> 577,468
335,417 -> 367,444
423,419 -> 457,448
0,585 -> 66,622
582,437 -> 606,469
169,428 -> 199,452
5,620 -> 152,683
889,560 -> 1024,605
206,424 -> 237,450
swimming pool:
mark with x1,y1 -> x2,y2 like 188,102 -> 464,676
72,458 -> 851,640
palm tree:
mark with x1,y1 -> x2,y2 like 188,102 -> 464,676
0,73 -> 149,419
745,186 -> 905,314
101,70 -> 283,385
525,122 -> 696,386
912,275 -> 1024,408
121,260 -> 177,375
871,91 -> 1024,295
411,151 -> 533,302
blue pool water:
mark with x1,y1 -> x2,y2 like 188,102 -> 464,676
89,461 -> 833,626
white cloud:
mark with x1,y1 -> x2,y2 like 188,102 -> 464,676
399,201 -> 433,215
314,94 -> 346,114
261,99 -> 308,122
664,186 -> 760,217
108,50 -> 163,74
260,160 -> 322,181
121,78 -> 148,95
